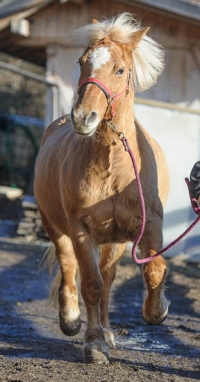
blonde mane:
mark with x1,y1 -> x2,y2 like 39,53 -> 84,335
71,12 -> 164,92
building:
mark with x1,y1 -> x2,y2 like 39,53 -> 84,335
0,0 -> 199,256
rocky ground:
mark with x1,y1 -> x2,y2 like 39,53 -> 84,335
0,238 -> 200,382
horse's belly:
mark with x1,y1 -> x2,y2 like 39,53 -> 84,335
83,203 -> 140,245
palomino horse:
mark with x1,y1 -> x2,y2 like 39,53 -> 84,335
34,13 -> 170,363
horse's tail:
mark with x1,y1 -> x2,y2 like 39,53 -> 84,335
39,243 -> 61,307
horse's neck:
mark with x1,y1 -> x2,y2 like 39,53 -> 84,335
78,97 -> 139,175
102,103 -> 137,151
95,108 -> 139,177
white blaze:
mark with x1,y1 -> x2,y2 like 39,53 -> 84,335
90,47 -> 111,70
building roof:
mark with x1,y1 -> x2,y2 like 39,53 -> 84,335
118,0 -> 200,22
0,0 -> 199,21
0,0 -> 53,20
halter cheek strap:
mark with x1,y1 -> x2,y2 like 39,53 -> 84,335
78,70 -> 132,120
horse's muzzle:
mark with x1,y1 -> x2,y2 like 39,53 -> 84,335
71,107 -> 100,136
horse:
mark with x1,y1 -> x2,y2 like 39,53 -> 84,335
34,13 -> 170,364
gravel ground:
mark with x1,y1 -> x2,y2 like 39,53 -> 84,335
0,239 -> 200,382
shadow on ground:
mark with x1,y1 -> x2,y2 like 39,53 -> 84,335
0,241 -> 200,381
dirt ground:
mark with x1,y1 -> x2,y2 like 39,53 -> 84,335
0,239 -> 200,382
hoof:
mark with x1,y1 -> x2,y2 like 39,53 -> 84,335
83,339 -> 109,364
103,328 -> 116,349
142,304 -> 169,325
59,313 -> 81,336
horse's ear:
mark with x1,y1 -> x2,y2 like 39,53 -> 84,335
130,27 -> 150,49
131,26 -> 164,92
92,19 -> 99,24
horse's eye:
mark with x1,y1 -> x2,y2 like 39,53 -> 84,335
116,68 -> 125,76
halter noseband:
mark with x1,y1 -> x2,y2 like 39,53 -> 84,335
78,70 -> 132,120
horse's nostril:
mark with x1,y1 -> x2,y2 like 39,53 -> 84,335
85,111 -> 98,126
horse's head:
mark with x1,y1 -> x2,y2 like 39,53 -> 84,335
71,39 -> 134,136
71,13 -> 164,136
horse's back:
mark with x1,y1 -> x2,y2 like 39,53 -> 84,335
40,115 -> 72,146
34,115 -> 74,229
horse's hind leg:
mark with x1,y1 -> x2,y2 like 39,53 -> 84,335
99,243 -> 126,348
39,212 -> 81,336
139,216 -> 169,324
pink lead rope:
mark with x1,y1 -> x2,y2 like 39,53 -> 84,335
119,134 -> 200,265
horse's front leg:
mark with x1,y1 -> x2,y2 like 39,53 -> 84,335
55,235 -> 81,336
99,243 -> 126,348
139,215 -> 169,324
39,211 -> 81,336
72,226 -> 109,364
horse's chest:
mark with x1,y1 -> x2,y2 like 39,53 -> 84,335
83,193 -> 140,244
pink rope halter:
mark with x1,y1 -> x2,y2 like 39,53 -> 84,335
78,71 -> 131,120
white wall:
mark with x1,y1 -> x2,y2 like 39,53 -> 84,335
45,45 -> 82,127
135,101 -> 200,258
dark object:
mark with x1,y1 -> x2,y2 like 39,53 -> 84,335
190,161 -> 200,200
0,113 -> 10,131
0,114 -> 39,192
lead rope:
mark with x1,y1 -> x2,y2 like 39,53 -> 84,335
118,132 -> 200,265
